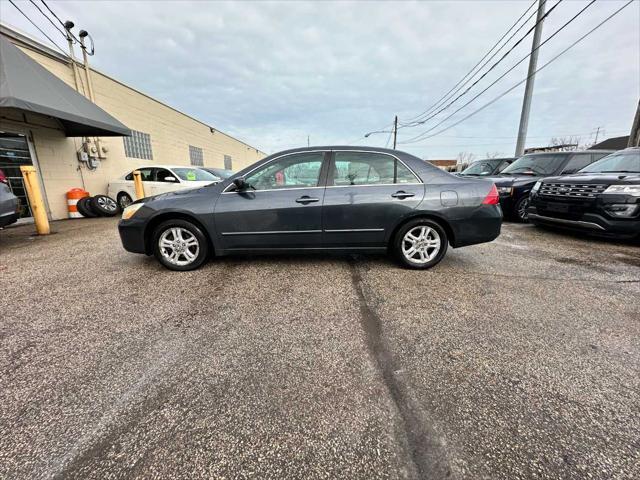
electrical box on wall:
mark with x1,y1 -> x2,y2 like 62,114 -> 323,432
77,150 -> 89,162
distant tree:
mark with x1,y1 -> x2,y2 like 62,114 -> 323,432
485,151 -> 504,159
549,136 -> 581,151
456,151 -> 475,164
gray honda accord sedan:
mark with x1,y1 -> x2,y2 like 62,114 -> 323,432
118,146 -> 502,271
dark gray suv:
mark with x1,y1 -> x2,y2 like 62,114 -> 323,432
118,146 -> 503,271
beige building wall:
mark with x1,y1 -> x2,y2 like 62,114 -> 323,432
1,33 -> 266,220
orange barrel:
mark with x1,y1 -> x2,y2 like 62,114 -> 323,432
66,188 -> 89,218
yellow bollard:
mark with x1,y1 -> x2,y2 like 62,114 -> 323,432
20,165 -> 50,235
132,170 -> 145,199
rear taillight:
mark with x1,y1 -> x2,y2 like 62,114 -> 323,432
482,184 -> 500,205
0,169 -> 7,184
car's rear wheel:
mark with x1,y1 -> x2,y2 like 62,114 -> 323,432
152,220 -> 209,271
514,195 -> 530,223
117,192 -> 133,210
393,218 -> 448,269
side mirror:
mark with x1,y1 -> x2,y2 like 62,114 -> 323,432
233,177 -> 248,191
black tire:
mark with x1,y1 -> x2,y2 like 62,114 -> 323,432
76,196 -> 98,218
514,195 -> 531,223
117,192 -> 133,210
90,195 -> 119,217
152,219 -> 209,271
392,218 -> 449,270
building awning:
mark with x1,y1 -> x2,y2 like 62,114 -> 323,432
0,35 -> 130,137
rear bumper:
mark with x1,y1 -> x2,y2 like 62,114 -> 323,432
450,204 -> 502,248
0,211 -> 19,228
118,218 -> 148,253
528,207 -> 640,238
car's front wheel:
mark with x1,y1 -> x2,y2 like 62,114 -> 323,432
393,218 -> 448,269
152,220 -> 209,271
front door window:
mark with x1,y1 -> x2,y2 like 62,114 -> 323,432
245,152 -> 324,190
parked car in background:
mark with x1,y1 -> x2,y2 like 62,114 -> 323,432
107,166 -> 220,210
528,147 -> 640,239
0,169 -> 20,228
118,146 -> 503,271
486,150 -> 614,222
201,167 -> 235,180
459,157 -> 515,176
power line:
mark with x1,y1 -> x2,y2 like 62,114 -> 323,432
399,0 -> 634,145
7,0 -> 68,56
402,0 -> 540,126
400,0 -> 598,144
39,0 -> 80,42
402,0 -> 564,131
27,0 -> 67,39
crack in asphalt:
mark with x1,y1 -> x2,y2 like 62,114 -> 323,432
348,259 -> 451,480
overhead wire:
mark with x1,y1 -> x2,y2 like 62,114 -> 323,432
402,0 -> 540,125
400,0 -> 600,144
402,0 -> 564,130
7,0 -> 68,56
399,0 -> 634,145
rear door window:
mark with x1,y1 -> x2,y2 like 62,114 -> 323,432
331,152 -> 418,186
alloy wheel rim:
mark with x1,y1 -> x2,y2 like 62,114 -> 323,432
518,198 -> 530,220
99,196 -> 118,211
119,195 -> 132,209
159,227 -> 200,266
402,226 -> 441,264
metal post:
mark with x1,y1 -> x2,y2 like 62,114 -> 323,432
515,0 -> 546,157
20,166 -> 50,235
628,99 -> 640,147
79,37 -> 96,102
393,115 -> 398,149
133,170 -> 145,199
63,24 -> 81,93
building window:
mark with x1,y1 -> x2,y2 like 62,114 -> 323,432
123,130 -> 153,160
189,145 -> 204,166
224,155 -> 232,170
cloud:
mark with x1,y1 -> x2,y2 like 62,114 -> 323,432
3,0 -> 638,158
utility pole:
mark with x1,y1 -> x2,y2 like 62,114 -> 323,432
393,115 -> 398,149
593,126 -> 601,144
63,21 -> 81,93
628,99 -> 640,147
515,0 -> 546,157
307,135 -> 310,147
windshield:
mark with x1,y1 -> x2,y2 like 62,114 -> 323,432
461,159 -> 501,175
579,150 -> 640,173
501,154 -> 566,176
172,168 -> 218,182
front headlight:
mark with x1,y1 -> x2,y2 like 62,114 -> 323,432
122,203 -> 144,220
603,185 -> 640,196
497,186 -> 513,195
532,181 -> 542,193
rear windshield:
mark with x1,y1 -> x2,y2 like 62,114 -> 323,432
172,168 -> 218,181
501,154 -> 566,176
461,159 -> 501,175
579,151 -> 640,173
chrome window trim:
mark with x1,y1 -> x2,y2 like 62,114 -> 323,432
222,186 -> 325,195
325,182 -> 423,189
222,149 -> 423,193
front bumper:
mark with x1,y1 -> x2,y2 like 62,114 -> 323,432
118,218 -> 148,254
450,204 -> 502,248
528,206 -> 640,238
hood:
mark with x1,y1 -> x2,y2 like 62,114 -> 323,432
541,172 -> 640,185
484,174 -> 542,187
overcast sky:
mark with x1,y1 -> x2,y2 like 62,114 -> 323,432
2,0 -> 639,159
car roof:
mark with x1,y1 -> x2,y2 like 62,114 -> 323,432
131,165 -> 207,170
523,150 -> 615,156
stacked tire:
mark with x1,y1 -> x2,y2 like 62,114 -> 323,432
77,194 -> 120,218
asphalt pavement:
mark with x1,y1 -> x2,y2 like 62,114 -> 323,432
1,218 -> 638,479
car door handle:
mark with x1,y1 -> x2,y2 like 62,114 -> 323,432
391,191 -> 415,199
296,196 -> 320,204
